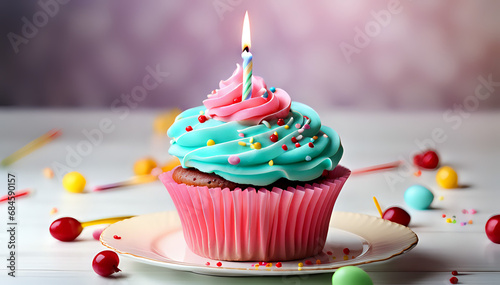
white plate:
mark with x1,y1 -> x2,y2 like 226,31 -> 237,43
100,211 -> 418,276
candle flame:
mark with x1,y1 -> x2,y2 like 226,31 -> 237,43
242,11 -> 251,52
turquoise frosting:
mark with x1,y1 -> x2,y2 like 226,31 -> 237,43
167,102 -> 343,186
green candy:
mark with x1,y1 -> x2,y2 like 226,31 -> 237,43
332,266 -> 373,285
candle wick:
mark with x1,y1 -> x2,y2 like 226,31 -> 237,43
243,46 -> 249,53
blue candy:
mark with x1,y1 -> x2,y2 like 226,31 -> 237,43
404,185 -> 434,210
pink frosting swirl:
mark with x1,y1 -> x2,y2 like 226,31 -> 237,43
203,64 -> 291,124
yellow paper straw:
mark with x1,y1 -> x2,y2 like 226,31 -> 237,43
1,129 -> 61,166
80,216 -> 135,228
373,197 -> 384,218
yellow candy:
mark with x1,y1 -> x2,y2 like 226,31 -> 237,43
153,108 -> 182,135
207,139 -> 215,146
436,166 -> 458,189
62,171 -> 86,193
134,157 -> 158,175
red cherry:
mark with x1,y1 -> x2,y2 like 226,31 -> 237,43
270,134 -> 278,142
383,207 -> 411,227
291,137 -> 298,143
216,262 -> 222,267
485,215 -> 500,243
198,115 -> 207,123
92,250 -> 121,277
276,262 -> 282,268
50,217 -> 83,241
413,150 -> 439,169
449,277 -> 458,284
277,118 -> 285,126
185,126 -> 193,132
282,144 -> 288,151
308,142 -> 314,148
295,143 -> 300,148
305,260 -> 312,265
451,270 -> 458,276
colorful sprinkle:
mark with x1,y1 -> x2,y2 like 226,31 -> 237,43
113,235 -> 121,240
461,222 -> 467,226
216,262 -> 222,267
199,110 -> 205,115
228,155 -> 240,165
258,262 -> 267,265
282,144 -> 288,151
250,137 -> 254,143
205,262 -> 210,266
296,135 -> 303,141
265,263 -> 272,267
43,167 -> 54,179
262,120 -> 271,128
308,142 -> 314,148
291,137 -> 298,143
442,214 -> 446,218
450,277 -> 458,284
343,248 -> 350,255
304,124 -> 310,129
298,129 -> 304,134
233,97 -> 241,103
276,262 -> 282,268
343,255 -> 349,260
255,264 -> 259,269
253,142 -> 262,149
304,116 -> 309,120
239,133 -> 245,137
298,262 -> 303,267
414,170 -> 422,177
326,251 -> 333,255
452,270 -> 458,276
446,218 -> 452,223
185,126 -> 193,132
211,89 -> 216,94
49,207 -> 58,215
269,160 -> 274,166
470,209 -> 477,214
198,115 -> 207,123
277,118 -> 285,126
238,141 -> 247,146
305,260 -> 312,265
262,91 -> 269,99
305,156 -> 311,161
468,220 -> 473,224
270,87 -> 276,92
295,123 -> 301,129
207,139 -> 215,146
462,209 -> 468,214
284,125 -> 290,129
295,143 -> 301,148
312,136 -> 318,140
439,196 -> 444,201
316,260 -> 321,264
270,134 -> 278,142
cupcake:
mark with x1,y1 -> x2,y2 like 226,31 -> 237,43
159,64 -> 349,261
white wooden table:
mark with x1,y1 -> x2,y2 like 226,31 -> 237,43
0,108 -> 499,284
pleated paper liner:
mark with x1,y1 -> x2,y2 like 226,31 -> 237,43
159,166 -> 350,261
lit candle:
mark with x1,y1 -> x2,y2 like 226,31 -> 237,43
241,11 -> 252,101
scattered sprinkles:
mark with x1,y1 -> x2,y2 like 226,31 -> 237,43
414,170 -> 422,177
269,87 -> 276,92
452,270 -> 458,276
255,264 -> 259,269
270,134 -> 278,142
252,142 -> 262,149
113,235 -> 121,240
207,139 -> 215,146
304,124 -> 310,129
265,263 -> 272,267
312,136 -> 318,140
205,262 -> 210,266
326,251 -> 333,255
282,144 -> 288,151
250,137 -> 254,143
308,142 -> 314,148
295,123 -> 301,129
269,160 -> 274,166
185,126 -> 193,132
275,262 -> 282,268
277,118 -> 285,126
291,137 -> 298,143
228,155 -> 241,165
43,167 -> 54,179
298,262 -> 303,267
343,255 -> 349,260
315,259 -> 321,265
449,276 -> 458,284
305,260 -> 312,265
296,135 -> 303,141
238,141 -> 247,146
262,120 -> 271,128
239,133 -> 245,137
305,156 -> 312,161
284,125 -> 290,129
438,196 -> 444,201
49,207 -> 58,215
343,248 -> 350,255
216,262 -> 222,267
295,143 -> 301,148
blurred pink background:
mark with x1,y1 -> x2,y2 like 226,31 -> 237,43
1,0 -> 500,110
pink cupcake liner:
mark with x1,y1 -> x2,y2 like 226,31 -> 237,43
159,166 -> 350,261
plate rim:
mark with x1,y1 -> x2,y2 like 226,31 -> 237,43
100,211 -> 418,275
